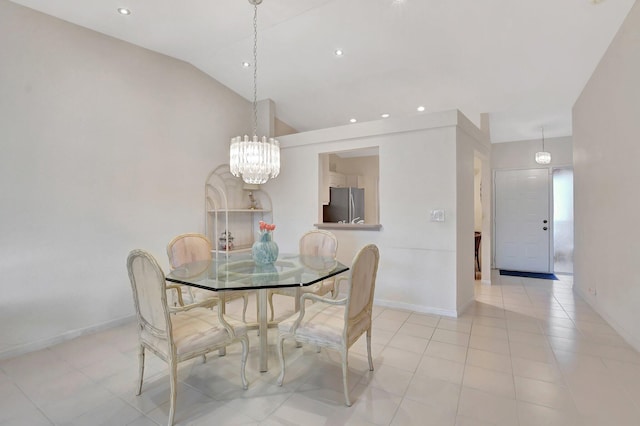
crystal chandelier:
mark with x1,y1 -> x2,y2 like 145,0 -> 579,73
535,127 -> 551,165
230,0 -> 280,185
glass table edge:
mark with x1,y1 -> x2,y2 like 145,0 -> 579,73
165,264 -> 349,292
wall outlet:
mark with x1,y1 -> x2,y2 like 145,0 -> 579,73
430,209 -> 445,222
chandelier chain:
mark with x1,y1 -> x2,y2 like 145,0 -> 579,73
252,2 -> 258,137
229,0 -> 280,185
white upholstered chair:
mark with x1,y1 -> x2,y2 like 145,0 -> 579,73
167,233 -> 249,322
127,249 -> 249,426
268,230 -> 338,320
276,244 -> 380,406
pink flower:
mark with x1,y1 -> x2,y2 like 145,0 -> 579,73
259,221 -> 276,232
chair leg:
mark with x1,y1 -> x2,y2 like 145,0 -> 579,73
240,336 -> 249,390
268,291 -> 275,322
136,345 -> 145,396
366,329 -> 374,371
218,298 -> 227,356
242,294 -> 249,323
186,286 -> 195,304
256,302 -> 261,336
341,349 -> 351,406
276,336 -> 286,386
168,358 -> 178,426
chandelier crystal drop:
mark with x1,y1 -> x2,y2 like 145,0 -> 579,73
230,0 -> 280,185
230,135 -> 280,184
535,127 -> 551,165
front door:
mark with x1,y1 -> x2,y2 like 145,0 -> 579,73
494,169 -> 552,273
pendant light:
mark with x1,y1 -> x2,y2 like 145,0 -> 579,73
535,127 -> 551,165
229,0 -> 280,185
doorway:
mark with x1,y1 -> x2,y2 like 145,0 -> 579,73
494,168 -> 552,273
474,157 -> 482,280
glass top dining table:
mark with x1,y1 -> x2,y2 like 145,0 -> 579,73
166,253 -> 349,372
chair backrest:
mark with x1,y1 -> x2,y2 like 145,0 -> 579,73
299,230 -> 338,258
346,244 -> 380,324
127,250 -> 172,339
167,233 -> 212,270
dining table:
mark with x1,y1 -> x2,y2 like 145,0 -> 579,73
165,252 -> 349,372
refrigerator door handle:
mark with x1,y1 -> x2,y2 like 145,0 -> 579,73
349,190 -> 355,222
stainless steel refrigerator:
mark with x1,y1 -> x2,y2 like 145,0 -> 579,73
322,187 -> 365,223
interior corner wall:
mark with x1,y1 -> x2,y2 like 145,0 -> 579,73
480,150 -> 492,282
572,1 -> 640,351
274,118 -> 298,137
0,1 -> 250,358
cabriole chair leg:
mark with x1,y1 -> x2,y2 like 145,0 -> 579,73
137,345 -> 145,396
341,351 -> 351,406
277,336 -> 286,386
168,360 -> 178,426
240,336 -> 249,390
366,329 -> 374,371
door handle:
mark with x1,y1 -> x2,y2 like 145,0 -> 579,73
543,227 -> 548,231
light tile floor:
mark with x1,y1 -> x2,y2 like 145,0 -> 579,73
2,271 -> 640,425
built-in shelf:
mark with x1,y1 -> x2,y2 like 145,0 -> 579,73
211,245 -> 252,254
205,165 -> 273,253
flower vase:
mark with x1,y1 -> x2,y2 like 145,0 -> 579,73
252,263 -> 278,285
252,232 -> 279,265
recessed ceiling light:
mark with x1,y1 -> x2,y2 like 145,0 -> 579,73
334,49 -> 344,57
117,8 -> 131,15
241,61 -> 251,68
349,118 -> 357,123
381,113 -> 390,118
417,106 -> 426,112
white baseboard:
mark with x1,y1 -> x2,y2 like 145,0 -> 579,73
457,297 -> 476,316
374,298 -> 459,318
574,287 -> 640,353
0,315 -> 136,361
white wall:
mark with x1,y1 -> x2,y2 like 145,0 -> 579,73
264,111 -> 490,316
491,136 -> 573,170
573,1 -> 640,350
0,2 -> 250,358
456,121 -> 491,309
474,159 -> 482,232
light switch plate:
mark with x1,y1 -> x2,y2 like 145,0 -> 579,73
430,209 -> 445,222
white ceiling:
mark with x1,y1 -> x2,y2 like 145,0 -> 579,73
10,0 -> 636,142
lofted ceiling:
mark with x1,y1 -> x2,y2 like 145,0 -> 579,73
9,0 -> 636,142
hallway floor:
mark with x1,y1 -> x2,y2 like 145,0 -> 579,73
1,271 -> 639,425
